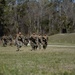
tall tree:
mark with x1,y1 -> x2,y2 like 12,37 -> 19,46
0,0 -> 6,36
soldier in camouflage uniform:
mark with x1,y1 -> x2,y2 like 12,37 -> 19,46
2,34 -> 8,47
38,34 -> 42,49
42,34 -> 48,49
29,33 -> 38,50
16,32 -> 23,51
24,36 -> 29,46
8,34 -> 13,46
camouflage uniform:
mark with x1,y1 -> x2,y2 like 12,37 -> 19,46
2,35 -> 8,47
29,33 -> 38,50
16,32 -> 23,51
42,35 -> 48,49
24,36 -> 29,46
8,34 -> 13,46
38,34 -> 42,49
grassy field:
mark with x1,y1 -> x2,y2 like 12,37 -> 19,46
0,33 -> 75,75
48,33 -> 75,45
0,45 -> 75,75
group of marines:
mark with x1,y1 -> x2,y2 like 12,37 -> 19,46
0,32 -> 48,51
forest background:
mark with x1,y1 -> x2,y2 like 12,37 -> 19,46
0,0 -> 75,36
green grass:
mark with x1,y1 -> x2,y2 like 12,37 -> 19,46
48,33 -> 75,45
0,46 -> 75,75
0,33 -> 75,75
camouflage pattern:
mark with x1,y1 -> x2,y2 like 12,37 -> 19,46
42,35 -> 48,49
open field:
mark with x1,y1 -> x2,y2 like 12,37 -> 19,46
49,33 -> 75,45
0,45 -> 75,75
0,33 -> 75,75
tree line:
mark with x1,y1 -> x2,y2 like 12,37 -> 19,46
0,0 -> 75,36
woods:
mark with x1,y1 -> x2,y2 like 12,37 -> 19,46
0,0 -> 75,36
